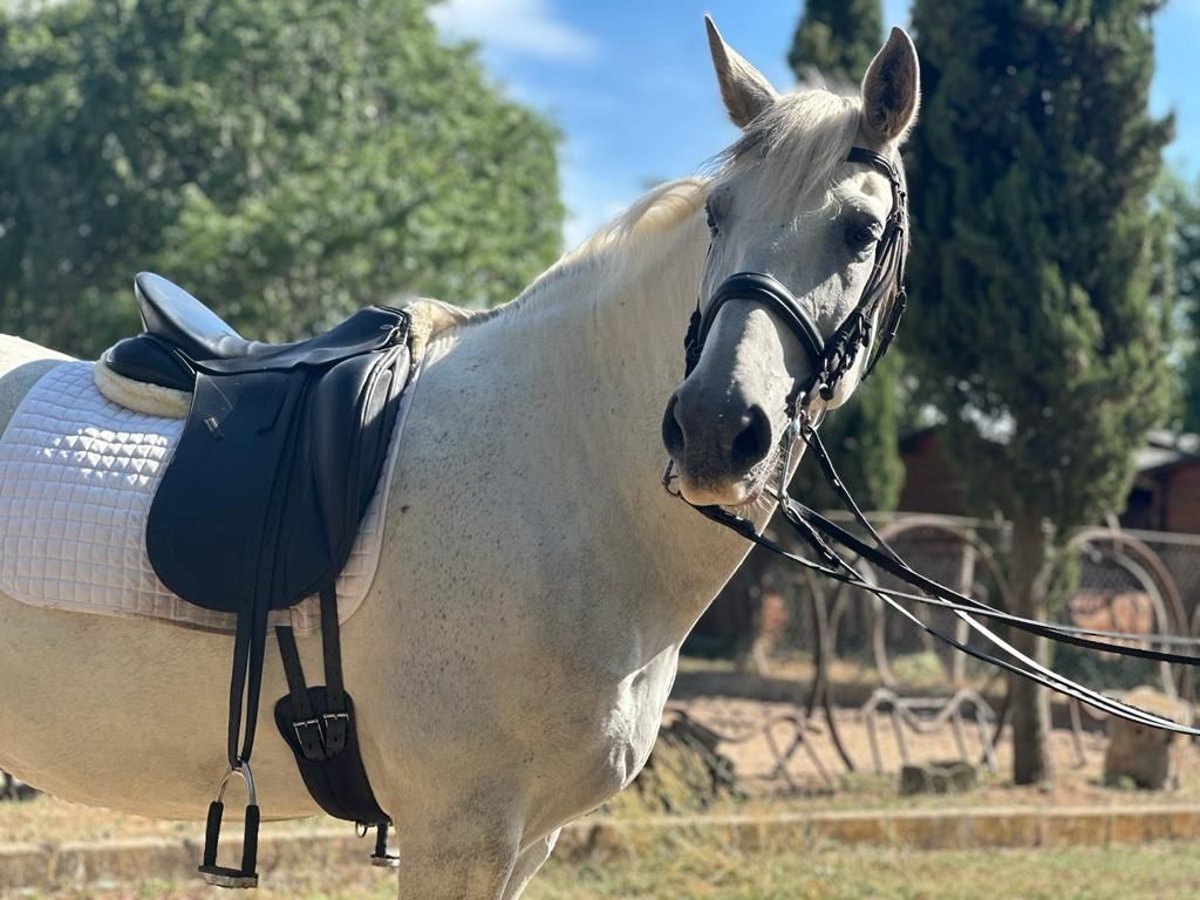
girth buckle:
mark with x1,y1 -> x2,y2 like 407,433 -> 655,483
292,711 -> 351,762
292,717 -> 326,761
321,711 -> 350,756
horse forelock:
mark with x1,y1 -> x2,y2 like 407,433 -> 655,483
450,88 -> 888,332
714,88 -> 869,217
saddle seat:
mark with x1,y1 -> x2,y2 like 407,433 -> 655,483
103,273 -> 407,391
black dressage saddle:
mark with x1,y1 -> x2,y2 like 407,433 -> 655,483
105,273 -> 410,887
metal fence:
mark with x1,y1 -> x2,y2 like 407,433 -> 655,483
676,514 -> 1200,791
733,514 -> 1200,688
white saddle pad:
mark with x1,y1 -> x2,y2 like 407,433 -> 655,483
0,360 -> 412,634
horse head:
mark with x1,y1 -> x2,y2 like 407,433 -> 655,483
662,18 -> 919,508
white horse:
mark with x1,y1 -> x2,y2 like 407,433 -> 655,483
0,19 -> 918,899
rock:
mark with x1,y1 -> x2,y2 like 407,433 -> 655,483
1103,686 -> 1192,791
898,760 -> 977,795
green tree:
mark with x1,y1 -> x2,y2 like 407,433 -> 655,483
0,0 -> 563,358
789,0 -> 903,512
788,0 -> 884,88
1164,175 -> 1200,431
906,0 -> 1172,783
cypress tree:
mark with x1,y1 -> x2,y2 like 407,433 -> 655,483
1165,176 -> 1200,431
789,0 -> 884,87
906,0 -> 1172,783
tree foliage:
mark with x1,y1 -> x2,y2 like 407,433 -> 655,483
0,0 -> 563,358
788,0 -> 884,88
1164,175 -> 1200,431
788,0 -> 903,513
907,0 -> 1172,783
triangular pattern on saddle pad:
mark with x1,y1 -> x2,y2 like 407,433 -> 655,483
0,360 -> 411,634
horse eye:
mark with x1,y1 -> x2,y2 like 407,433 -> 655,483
705,202 -> 719,235
847,221 -> 882,253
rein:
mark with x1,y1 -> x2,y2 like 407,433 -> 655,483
668,145 -> 1200,737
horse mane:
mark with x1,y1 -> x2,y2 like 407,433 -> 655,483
440,86 -> 870,334
438,178 -> 709,332
560,179 -> 709,271
714,88 -> 866,216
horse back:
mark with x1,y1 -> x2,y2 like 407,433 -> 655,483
0,335 -> 71,436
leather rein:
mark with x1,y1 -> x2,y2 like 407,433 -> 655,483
667,146 -> 1200,737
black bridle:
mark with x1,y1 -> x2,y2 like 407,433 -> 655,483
668,146 -> 1200,738
683,146 -> 908,417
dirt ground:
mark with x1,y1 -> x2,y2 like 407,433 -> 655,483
667,695 -> 1200,811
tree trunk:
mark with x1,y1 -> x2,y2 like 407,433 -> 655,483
1006,511 -> 1054,786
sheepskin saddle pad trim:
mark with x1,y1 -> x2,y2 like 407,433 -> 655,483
0,360 -> 411,634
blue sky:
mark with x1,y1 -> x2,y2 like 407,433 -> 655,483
432,1 -> 1200,248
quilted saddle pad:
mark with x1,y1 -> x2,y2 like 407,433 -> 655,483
0,360 -> 411,634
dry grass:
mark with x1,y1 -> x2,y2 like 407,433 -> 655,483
525,840 -> 1200,899
22,838 -> 1200,899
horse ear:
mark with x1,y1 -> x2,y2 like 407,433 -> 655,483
861,27 -> 920,144
705,15 -> 778,130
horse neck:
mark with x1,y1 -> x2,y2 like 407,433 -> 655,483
456,194 -> 758,642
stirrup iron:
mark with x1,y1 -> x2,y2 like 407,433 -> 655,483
199,762 -> 261,889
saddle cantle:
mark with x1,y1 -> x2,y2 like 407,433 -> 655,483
104,273 -> 404,389
113,273 -> 408,887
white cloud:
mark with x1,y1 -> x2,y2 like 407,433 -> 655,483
430,0 -> 600,64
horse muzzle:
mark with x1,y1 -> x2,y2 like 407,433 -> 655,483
661,386 -> 776,506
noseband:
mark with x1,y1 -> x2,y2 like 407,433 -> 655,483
682,146 -> 908,418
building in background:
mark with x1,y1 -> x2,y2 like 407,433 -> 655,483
897,427 -> 1200,534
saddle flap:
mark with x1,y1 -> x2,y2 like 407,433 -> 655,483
146,371 -> 300,612
145,339 -> 409,614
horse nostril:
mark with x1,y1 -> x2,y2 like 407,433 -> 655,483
729,405 -> 772,474
661,394 -> 685,458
